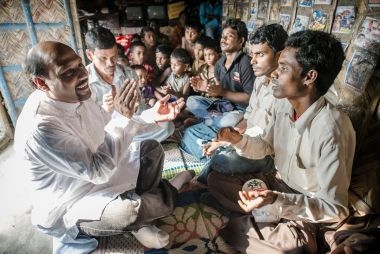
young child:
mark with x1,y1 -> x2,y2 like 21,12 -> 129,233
131,64 -> 156,114
191,38 -> 220,95
128,40 -> 154,83
154,48 -> 191,101
181,19 -> 203,60
140,26 -> 157,67
191,36 -> 209,75
152,44 -> 173,87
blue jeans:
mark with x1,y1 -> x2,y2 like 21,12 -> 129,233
186,96 -> 244,128
180,122 -> 219,162
197,146 -> 275,185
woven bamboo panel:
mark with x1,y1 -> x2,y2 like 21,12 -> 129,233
0,0 -> 24,23
30,0 -> 66,23
36,27 -> 70,44
0,30 -> 30,66
4,71 -> 34,114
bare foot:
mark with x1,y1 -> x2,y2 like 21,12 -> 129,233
169,170 -> 195,191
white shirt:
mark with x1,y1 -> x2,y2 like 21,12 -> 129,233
244,76 -> 277,136
234,97 -> 356,223
14,90 -> 159,248
87,63 -> 137,107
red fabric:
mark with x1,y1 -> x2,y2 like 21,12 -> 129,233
116,34 -> 134,52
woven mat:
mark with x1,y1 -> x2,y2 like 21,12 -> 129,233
161,142 -> 204,179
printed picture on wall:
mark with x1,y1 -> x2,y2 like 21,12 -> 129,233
354,17 -> 380,54
331,6 -> 356,34
250,0 -> 258,19
280,13 -> 291,30
247,18 -> 264,33
257,0 -> 269,19
290,15 -> 309,34
241,6 -> 250,22
314,0 -> 332,4
345,50 -> 377,91
298,0 -> 313,7
281,0 -> 294,7
228,4 -> 236,18
269,1 -> 281,21
309,9 -> 328,31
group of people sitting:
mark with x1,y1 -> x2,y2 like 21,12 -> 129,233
15,15 -> 363,253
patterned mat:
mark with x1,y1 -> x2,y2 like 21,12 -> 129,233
161,142 -> 204,179
94,190 -> 235,254
92,143 -> 235,253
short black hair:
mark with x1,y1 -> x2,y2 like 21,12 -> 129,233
185,18 -> 203,33
195,36 -> 211,47
171,48 -> 191,65
85,26 -> 116,51
155,44 -> 173,57
223,19 -> 248,47
129,41 -> 146,53
249,24 -> 288,54
140,26 -> 155,39
285,30 -> 344,95
203,38 -> 221,53
130,64 -> 147,72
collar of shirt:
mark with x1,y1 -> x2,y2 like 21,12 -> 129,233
87,63 -> 125,87
278,96 -> 326,134
220,50 -> 244,70
36,90 -> 82,114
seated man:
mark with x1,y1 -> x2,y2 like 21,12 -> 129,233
15,41 -> 194,253
85,26 -> 174,142
181,19 -> 255,160
207,30 -> 356,253
195,24 -> 288,185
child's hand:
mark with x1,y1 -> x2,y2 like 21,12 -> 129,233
190,76 -> 208,92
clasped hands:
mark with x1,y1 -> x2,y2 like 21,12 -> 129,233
113,79 -> 185,121
189,76 -> 223,97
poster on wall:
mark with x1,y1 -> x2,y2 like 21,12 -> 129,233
344,50 -> 377,92
269,1 -> 281,21
250,0 -> 258,19
290,15 -> 309,34
247,18 -> 264,33
298,0 -> 313,7
309,9 -> 328,31
314,0 -> 332,4
257,0 -> 269,19
280,13 -> 291,30
354,17 -> 380,54
281,0 -> 294,7
331,6 -> 356,34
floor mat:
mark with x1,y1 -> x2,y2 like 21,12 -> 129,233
93,190 -> 235,254
161,142 -> 204,179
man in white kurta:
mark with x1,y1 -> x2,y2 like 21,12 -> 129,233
15,41 -> 192,253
